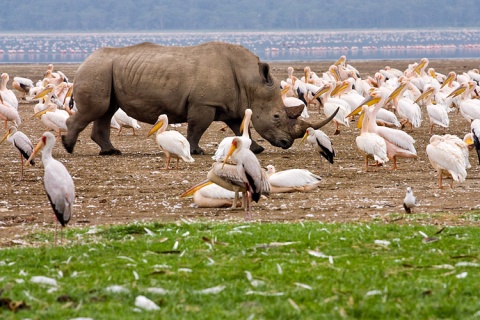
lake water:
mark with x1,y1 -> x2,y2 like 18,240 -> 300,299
1,29 -> 480,64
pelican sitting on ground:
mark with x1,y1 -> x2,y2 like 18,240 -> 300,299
212,109 -> 252,162
355,105 -> 389,172
25,131 -> 75,245
426,134 -> 470,189
301,127 -> 335,175
113,108 -> 142,136
223,137 -> 270,220
0,126 -> 34,180
147,114 -> 194,170
265,165 -> 322,193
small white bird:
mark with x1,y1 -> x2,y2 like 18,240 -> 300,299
25,131 -> 75,245
147,114 -> 194,170
113,108 -> 142,136
403,187 -> 417,214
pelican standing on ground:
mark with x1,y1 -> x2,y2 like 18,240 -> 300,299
12,77 -> 34,100
223,137 -> 270,220
212,109 -> 253,162
301,127 -> 335,175
426,134 -> 469,188
0,95 -> 21,128
266,165 -> 322,193
147,114 -> 194,170
0,126 -> 34,180
25,131 -> 75,245
0,73 -> 18,109
355,105 -> 389,172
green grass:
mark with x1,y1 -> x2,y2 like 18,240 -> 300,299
2,221 -> 480,319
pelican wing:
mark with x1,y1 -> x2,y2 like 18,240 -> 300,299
376,126 -> 416,154
156,131 -> 193,162
269,169 -> 321,188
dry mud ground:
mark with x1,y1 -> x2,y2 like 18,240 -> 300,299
1,59 -> 480,246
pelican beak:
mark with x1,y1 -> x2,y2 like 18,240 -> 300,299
25,138 -> 45,166
331,81 -> 348,96
33,86 -> 53,100
387,83 -> 406,103
447,85 -> 466,98
441,73 -> 455,89
348,94 -> 380,117
222,142 -> 237,168
334,56 -> 345,66
415,87 -> 434,104
356,110 -> 367,129
0,128 -> 11,144
329,66 -> 340,81
413,59 -> 427,75
147,120 -> 164,137
66,86 -> 73,98
311,85 -> 329,101
179,180 -> 212,198
304,67 -> 310,83
32,107 -> 51,119
281,86 -> 290,96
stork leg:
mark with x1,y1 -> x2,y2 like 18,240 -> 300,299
19,152 -> 24,181
54,220 -> 58,246
244,191 -> 252,221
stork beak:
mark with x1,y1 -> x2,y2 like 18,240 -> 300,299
222,143 -> 237,168
147,120 -> 164,137
25,139 -> 44,166
179,180 -> 212,198
415,87 -> 434,104
33,86 -> 53,100
0,128 -> 11,144
447,85 -> 466,98
300,131 -> 309,143
440,73 -> 455,89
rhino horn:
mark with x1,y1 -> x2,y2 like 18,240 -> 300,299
289,107 -> 339,139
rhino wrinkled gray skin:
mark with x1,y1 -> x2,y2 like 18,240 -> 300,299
62,42 -> 335,155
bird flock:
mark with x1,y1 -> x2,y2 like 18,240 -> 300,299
2,57 -> 480,240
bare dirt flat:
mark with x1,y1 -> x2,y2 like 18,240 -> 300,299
1,58 -> 480,246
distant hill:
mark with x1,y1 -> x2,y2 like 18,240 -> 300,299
2,0 -> 479,32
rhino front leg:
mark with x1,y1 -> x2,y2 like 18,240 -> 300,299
91,107 -> 121,155
62,110 -> 94,154
224,119 -> 264,154
187,107 -> 217,155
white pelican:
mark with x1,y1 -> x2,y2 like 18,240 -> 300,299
351,89 -> 417,170
415,85 -> 449,134
0,96 -> 21,128
33,103 -> 69,140
403,187 -> 417,214
426,135 -> 469,189
0,73 -> 18,109
25,131 -> 75,245
281,84 -> 309,119
212,109 -> 252,162
192,183 -> 242,208
312,82 -> 350,135
265,165 -> 322,193
113,108 -> 142,136
0,126 -> 34,180
390,82 -> 422,130
13,76 -> 34,100
355,105 -> 388,172
301,127 -> 335,175
448,82 -> 480,123
223,137 -> 270,220
147,114 -> 194,170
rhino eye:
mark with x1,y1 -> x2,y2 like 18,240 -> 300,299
273,113 -> 280,119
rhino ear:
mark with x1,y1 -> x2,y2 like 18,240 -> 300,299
259,62 -> 274,86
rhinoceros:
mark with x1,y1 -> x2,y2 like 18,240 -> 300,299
62,41 -> 335,155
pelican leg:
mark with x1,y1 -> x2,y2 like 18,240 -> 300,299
164,156 -> 171,170
429,124 -> 433,134
364,155 -> 369,172
333,121 -> 340,135
117,127 -> 122,136
176,158 -> 179,170
438,173 -> 443,189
